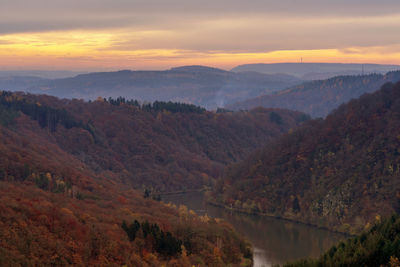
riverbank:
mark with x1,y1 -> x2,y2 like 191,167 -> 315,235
162,191 -> 348,266
157,188 -> 206,196
206,197 -> 354,237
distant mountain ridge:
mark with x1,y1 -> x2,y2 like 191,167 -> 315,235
0,65 -> 302,109
232,63 -> 400,80
0,70 -> 86,79
227,71 -> 400,118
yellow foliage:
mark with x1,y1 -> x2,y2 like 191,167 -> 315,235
389,256 -> 400,267
45,172 -> 52,182
60,207 -> 74,216
189,209 -> 196,216
200,214 -> 210,223
179,205 -> 189,219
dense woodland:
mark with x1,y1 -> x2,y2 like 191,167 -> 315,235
284,215 -> 400,267
0,182 -> 253,266
0,90 -> 309,266
212,81 -> 400,234
0,91 -> 307,192
228,71 -> 400,118
0,91 -> 294,266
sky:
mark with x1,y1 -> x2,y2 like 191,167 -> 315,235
1,0 -> 400,71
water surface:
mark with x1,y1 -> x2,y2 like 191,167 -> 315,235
162,191 -> 347,267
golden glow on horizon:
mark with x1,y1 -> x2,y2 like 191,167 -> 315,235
1,30 -> 400,70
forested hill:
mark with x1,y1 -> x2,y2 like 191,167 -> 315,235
0,91 -> 307,193
212,81 -> 400,234
0,92 -> 263,266
227,71 -> 400,118
285,215 -> 400,267
3,66 -> 302,109
232,63 -> 400,80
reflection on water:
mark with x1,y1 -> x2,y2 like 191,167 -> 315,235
162,192 -> 347,267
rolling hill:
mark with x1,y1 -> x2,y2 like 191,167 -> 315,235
0,66 -> 302,110
232,63 -> 400,80
227,71 -> 400,118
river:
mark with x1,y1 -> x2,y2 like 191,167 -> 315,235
161,191 -> 347,267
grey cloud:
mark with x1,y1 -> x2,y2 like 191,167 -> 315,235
1,0 -> 400,34
2,0 -> 400,16
99,15 -> 400,53
1,0 -> 400,54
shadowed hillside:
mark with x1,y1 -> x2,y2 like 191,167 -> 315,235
213,81 -> 400,234
0,91 -> 308,193
2,91 -> 300,266
227,71 -> 400,118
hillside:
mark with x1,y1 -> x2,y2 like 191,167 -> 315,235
227,71 -> 400,118
0,91 -> 308,193
0,91 -> 290,266
0,66 -> 302,110
0,180 -> 253,266
212,81 -> 400,234
285,215 -> 400,267
232,63 -> 400,80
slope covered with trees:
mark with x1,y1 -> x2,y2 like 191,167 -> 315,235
0,91 -> 307,192
213,81 -> 400,234
0,170 -> 252,266
284,215 -> 400,267
227,71 -> 400,118
1,91 -> 286,266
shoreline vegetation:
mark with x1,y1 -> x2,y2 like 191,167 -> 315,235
162,190 -> 353,236
282,215 -> 400,267
164,191 -> 400,266
205,197 -> 354,236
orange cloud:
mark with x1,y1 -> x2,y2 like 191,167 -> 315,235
1,30 -> 400,70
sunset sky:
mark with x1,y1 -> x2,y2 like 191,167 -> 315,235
1,0 -> 400,71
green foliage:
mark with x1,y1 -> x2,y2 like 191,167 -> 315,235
106,96 -> 140,107
143,100 -> 206,113
104,96 -> 206,113
35,174 -> 49,190
122,220 -> 182,257
122,220 -> 140,241
76,191 -> 84,200
269,111 -> 283,125
143,188 -> 151,198
0,90 -> 82,131
292,197 -> 300,213
284,215 -> 400,267
216,108 -> 233,113
0,104 -> 18,126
